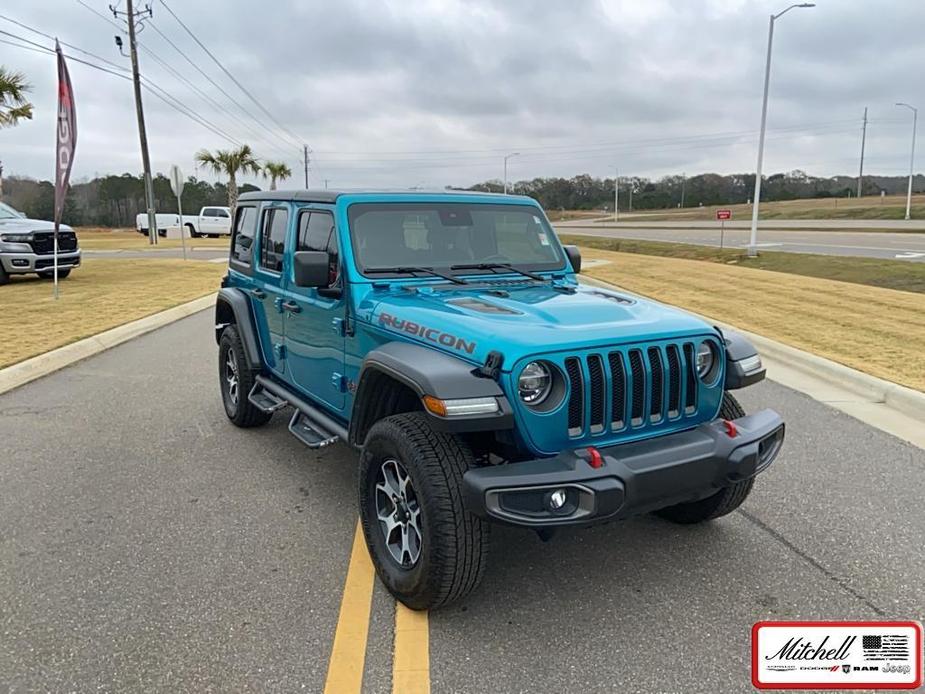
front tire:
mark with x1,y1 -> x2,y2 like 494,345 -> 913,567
654,392 -> 755,524
0,264 -> 9,285
218,325 -> 271,428
359,413 -> 489,610
187,224 -> 200,239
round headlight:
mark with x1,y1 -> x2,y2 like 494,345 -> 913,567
518,361 -> 552,404
696,341 -> 715,379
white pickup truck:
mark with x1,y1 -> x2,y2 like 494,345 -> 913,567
135,206 -> 232,238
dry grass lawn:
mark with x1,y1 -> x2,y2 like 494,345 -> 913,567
0,259 -> 225,368
76,228 -> 230,251
581,247 -> 925,391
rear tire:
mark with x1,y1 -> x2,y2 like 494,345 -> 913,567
218,325 -> 271,428
654,392 -> 755,524
359,412 -> 490,610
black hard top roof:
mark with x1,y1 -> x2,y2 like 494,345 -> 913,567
236,189 -> 522,204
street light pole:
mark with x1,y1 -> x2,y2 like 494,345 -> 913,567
503,153 -> 520,194
747,3 -> 815,257
896,102 -> 918,220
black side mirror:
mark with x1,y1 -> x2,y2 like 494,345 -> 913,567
563,245 -> 582,274
293,251 -> 330,287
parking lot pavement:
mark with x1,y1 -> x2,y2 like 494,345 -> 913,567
2,310 -> 924,692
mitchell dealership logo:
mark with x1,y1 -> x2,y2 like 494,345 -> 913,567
752,621 -> 923,690
764,635 -> 856,662
377,312 -> 477,354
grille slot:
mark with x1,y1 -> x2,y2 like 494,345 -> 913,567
647,347 -> 664,422
683,343 -> 697,413
608,352 -> 626,429
666,345 -> 682,417
628,349 -> 645,425
564,357 -> 584,436
587,355 -> 605,434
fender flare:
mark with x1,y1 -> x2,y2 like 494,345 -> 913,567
215,287 -> 262,370
719,328 -> 766,390
350,341 -> 513,442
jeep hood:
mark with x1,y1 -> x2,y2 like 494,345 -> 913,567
0,217 -> 74,233
364,281 -> 717,368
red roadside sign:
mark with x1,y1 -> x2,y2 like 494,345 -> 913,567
716,209 -> 732,220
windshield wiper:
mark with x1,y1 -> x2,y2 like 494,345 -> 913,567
364,265 -> 468,285
450,262 -> 546,282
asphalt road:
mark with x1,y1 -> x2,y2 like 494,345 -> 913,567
2,311 -> 923,692
556,223 -> 925,262
83,248 -> 228,261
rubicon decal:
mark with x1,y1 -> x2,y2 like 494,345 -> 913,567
378,312 -> 477,354
752,621 -> 923,689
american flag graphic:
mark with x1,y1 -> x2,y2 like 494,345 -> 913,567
862,634 -> 910,661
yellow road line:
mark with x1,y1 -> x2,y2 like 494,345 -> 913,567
323,520 -> 376,694
393,602 -> 430,693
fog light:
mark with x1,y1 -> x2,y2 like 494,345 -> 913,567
548,488 -> 568,510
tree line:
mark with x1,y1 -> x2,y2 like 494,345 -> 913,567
468,170 -> 924,211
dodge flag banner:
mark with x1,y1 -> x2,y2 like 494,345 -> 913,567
53,40 -> 76,299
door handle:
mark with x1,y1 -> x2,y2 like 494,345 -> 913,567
281,301 -> 301,313
250,288 -> 266,299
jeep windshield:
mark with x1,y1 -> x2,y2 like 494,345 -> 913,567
348,202 -> 566,280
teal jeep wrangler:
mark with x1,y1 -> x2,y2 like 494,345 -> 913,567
215,190 -> 784,609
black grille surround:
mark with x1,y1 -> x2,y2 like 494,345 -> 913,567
28,231 -> 78,254
553,339 -> 716,442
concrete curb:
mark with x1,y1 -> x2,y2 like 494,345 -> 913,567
0,293 -> 217,396
578,275 -> 925,424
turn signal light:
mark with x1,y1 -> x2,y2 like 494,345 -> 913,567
723,419 -> 738,437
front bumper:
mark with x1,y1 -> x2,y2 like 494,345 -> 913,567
0,250 -> 81,274
463,409 -> 784,528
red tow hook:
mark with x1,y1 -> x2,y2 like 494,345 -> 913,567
723,419 -> 738,438
586,446 -> 604,469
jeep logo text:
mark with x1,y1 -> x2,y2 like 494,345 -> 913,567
378,312 -> 476,354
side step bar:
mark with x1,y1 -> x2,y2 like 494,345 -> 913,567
249,376 -> 349,449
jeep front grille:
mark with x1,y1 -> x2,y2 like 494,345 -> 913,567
564,341 -> 703,439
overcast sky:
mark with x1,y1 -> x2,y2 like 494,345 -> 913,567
1,0 -> 922,190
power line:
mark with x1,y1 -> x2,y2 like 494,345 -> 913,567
0,28 -> 242,147
75,0 -> 297,162
144,18 -> 296,159
158,0 -> 304,149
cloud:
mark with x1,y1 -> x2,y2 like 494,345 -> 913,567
1,0 -> 922,190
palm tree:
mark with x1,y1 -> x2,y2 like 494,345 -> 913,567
263,161 -> 292,191
0,67 -> 34,200
194,144 -> 261,211
0,67 -> 33,128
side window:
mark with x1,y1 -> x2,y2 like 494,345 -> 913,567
298,211 -> 339,285
259,207 -> 289,273
216,209 -> 230,218
202,208 -> 216,217
231,205 -> 256,266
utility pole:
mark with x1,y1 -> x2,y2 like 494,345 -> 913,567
503,153 -> 520,194
114,0 -> 158,245
857,107 -> 868,199
628,179 -> 633,212
680,172 -> 686,208
303,145 -> 310,188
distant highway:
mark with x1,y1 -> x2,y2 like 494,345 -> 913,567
556,221 -> 925,262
